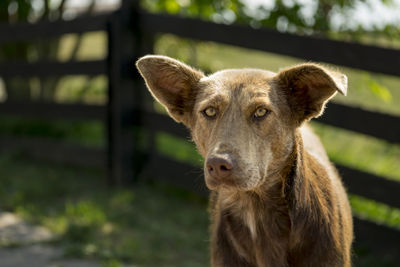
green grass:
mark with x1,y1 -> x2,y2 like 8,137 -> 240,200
0,115 -> 104,148
54,75 -> 107,105
0,154 -> 209,267
157,132 -> 203,167
55,31 -> 108,104
57,31 -> 107,62
311,122 -> 400,182
350,195 -> 400,231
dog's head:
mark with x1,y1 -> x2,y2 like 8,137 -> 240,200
136,55 -> 347,191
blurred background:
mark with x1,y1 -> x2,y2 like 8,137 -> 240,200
0,0 -> 399,266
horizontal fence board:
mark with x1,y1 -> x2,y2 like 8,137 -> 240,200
0,101 -> 106,121
0,13 -> 110,44
338,164 -> 400,209
140,11 -> 400,77
316,102 -> 400,143
144,153 -> 208,196
0,60 -> 107,77
353,217 -> 400,264
0,135 -> 105,167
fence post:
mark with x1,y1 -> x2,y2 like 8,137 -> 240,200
106,4 -> 136,186
130,3 -> 156,178
106,0 -> 153,186
107,11 -> 124,186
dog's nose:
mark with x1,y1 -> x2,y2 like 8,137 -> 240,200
206,156 -> 233,179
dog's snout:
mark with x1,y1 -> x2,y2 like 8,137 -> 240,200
207,156 -> 233,179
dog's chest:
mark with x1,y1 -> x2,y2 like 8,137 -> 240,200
218,193 -> 291,265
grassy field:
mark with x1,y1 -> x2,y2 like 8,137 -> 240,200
0,154 -> 209,267
0,30 -> 399,266
54,31 -> 108,105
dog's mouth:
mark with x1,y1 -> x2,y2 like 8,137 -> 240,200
204,168 -> 264,191
204,172 -> 237,190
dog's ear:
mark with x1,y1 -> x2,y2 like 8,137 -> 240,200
136,55 -> 204,126
275,63 -> 347,125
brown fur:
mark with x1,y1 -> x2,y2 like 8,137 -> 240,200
136,55 -> 353,267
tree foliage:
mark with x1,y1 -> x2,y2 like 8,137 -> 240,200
141,0 -> 400,41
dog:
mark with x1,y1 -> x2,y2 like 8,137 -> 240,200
136,55 -> 353,267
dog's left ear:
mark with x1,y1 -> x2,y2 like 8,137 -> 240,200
275,63 -> 347,125
136,55 -> 204,126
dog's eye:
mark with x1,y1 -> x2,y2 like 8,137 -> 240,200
253,107 -> 270,119
203,107 -> 217,118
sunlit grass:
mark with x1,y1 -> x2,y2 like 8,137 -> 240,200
311,122 -> 400,181
157,132 -> 203,167
55,75 -> 107,105
54,32 -> 108,104
57,31 -> 107,62
0,116 -> 104,147
350,195 -> 400,230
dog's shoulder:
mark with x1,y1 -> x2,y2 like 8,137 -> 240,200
300,124 -> 331,170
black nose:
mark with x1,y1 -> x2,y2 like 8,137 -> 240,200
206,156 -> 233,179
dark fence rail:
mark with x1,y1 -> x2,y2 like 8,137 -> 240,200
0,13 -> 109,43
0,60 -> 107,77
0,102 -> 106,121
338,164 -> 400,208
0,135 -> 105,167
316,103 -> 400,143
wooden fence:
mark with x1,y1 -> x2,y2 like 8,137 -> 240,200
0,0 -> 399,264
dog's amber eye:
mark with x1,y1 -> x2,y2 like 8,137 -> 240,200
203,107 -> 217,118
254,107 -> 269,119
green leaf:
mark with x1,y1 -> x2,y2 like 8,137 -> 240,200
165,0 -> 181,14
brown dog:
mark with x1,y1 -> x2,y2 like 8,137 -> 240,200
136,55 -> 353,267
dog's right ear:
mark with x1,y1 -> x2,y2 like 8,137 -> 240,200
136,55 -> 204,126
275,63 -> 347,126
